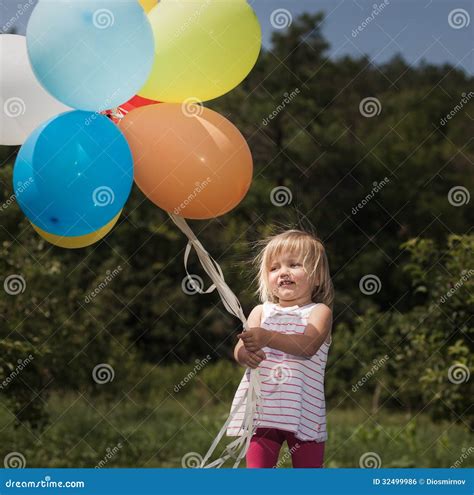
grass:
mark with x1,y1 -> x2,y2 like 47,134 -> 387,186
0,362 -> 472,468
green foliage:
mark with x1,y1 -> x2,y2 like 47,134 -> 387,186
328,234 -> 473,426
0,12 -> 472,438
0,363 -> 471,468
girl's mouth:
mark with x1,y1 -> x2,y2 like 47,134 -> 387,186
279,281 -> 295,287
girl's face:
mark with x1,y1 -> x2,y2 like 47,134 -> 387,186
268,252 -> 313,306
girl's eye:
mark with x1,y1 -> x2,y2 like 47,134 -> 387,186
291,263 -> 301,267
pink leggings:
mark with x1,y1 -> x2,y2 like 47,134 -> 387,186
246,427 -> 325,468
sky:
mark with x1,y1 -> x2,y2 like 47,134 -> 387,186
1,0 -> 472,75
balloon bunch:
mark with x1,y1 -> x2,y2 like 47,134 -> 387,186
5,0 -> 263,469
4,0 -> 261,247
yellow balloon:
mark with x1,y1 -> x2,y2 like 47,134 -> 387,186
31,211 -> 122,249
138,0 -> 262,102
139,0 -> 158,12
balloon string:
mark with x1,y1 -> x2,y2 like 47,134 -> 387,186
168,213 -> 261,468
106,107 -> 125,121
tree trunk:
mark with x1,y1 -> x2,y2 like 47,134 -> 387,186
371,381 -> 382,414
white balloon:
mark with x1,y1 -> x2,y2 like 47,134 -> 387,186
0,34 -> 71,145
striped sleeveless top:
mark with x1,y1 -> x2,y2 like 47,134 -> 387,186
226,301 -> 331,442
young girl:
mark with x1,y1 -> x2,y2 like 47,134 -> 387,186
226,229 -> 334,468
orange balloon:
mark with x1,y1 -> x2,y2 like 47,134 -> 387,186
138,0 -> 158,13
120,103 -> 253,219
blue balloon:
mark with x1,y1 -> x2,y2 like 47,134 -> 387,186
13,111 -> 133,236
26,0 -> 154,111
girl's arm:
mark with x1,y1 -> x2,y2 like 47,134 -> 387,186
234,304 -> 266,368
238,304 -> 332,358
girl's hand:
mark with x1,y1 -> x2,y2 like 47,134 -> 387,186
237,347 -> 266,369
237,327 -> 271,353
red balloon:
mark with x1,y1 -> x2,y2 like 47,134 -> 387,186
103,95 -> 159,124
120,95 -> 157,114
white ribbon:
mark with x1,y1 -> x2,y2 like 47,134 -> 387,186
168,213 -> 262,468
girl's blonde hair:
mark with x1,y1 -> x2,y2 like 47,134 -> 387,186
253,229 -> 334,309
